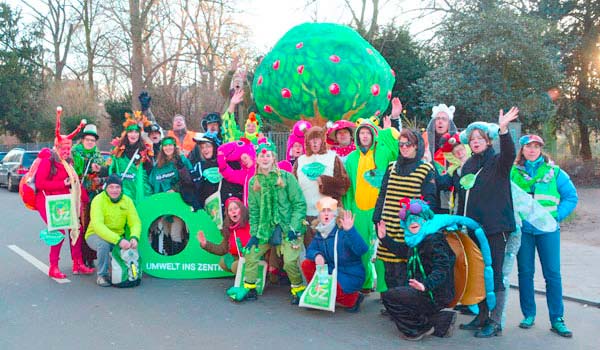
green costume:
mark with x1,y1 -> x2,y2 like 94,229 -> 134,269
244,170 -> 306,286
109,155 -> 151,205
72,143 -> 106,199
148,157 -> 193,194
342,119 -> 399,289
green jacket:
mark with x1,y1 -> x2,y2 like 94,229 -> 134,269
148,157 -> 192,194
85,191 -> 141,244
72,143 -> 107,197
248,169 -> 307,243
109,155 -> 151,204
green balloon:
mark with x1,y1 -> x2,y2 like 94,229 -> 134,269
253,23 -> 395,125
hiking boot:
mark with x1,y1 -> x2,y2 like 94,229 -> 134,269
96,275 -> 111,287
551,318 -> 573,338
345,293 -> 365,313
519,316 -> 535,329
474,320 -> 502,338
459,316 -> 485,331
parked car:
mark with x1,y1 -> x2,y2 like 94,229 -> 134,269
0,151 -> 7,162
0,148 -> 39,192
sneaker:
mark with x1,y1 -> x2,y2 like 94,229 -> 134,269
345,293 -> 365,313
401,327 -> 434,341
519,316 -> 535,329
96,276 -> 111,287
551,318 -> 573,338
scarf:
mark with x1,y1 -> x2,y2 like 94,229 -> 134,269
315,220 -> 337,239
255,171 -> 280,243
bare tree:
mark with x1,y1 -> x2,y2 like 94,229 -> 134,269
24,0 -> 80,81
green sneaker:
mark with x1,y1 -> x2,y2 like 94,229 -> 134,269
551,318 -> 573,338
519,316 -> 535,329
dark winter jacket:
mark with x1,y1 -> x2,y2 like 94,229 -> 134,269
305,226 -> 369,294
187,146 -> 221,210
407,232 -> 455,307
456,132 -> 516,235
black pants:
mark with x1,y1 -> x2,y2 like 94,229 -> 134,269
487,232 -> 508,292
382,287 -> 453,337
384,261 -> 407,289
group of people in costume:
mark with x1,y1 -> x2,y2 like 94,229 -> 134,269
29,90 -> 578,341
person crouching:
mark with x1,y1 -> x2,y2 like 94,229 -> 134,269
301,197 -> 368,312
381,199 -> 457,341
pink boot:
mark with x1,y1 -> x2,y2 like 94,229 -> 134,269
49,264 -> 67,279
72,259 -> 95,275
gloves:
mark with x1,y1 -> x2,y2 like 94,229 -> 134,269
287,230 -> 299,242
270,225 -> 283,246
175,157 -> 185,169
243,236 -> 259,254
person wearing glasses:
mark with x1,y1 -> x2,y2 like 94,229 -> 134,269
456,107 -> 520,338
373,129 -> 436,298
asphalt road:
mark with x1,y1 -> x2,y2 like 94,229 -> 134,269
0,190 -> 597,350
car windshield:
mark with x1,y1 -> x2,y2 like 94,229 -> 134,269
22,153 -> 39,167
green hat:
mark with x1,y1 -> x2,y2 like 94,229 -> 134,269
82,124 -> 99,140
126,123 -> 141,132
161,136 -> 177,146
255,138 -> 277,155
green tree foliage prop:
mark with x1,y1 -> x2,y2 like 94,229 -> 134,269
252,23 -> 395,126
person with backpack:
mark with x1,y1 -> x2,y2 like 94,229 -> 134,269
85,174 -> 141,287
35,108 -> 94,279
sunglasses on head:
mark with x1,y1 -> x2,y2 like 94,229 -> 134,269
399,141 -> 413,147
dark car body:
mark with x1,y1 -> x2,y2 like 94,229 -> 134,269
0,148 -> 39,192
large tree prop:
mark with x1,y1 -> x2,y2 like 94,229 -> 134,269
253,23 -> 395,126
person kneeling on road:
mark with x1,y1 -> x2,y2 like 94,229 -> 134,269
85,174 -> 141,287
381,199 -> 457,341
302,197 -> 368,312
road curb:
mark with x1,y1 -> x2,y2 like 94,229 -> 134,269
509,284 -> 600,308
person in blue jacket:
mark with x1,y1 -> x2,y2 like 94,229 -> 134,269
301,197 -> 369,312
510,134 -> 578,338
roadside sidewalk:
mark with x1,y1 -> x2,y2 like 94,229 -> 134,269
509,240 -> 600,307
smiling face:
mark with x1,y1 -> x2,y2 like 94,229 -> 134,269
523,142 -> 542,161
335,129 -> 352,146
319,208 -> 335,225
82,135 -> 97,150
162,144 -> 175,157
57,140 -> 73,160
257,151 -> 275,172
200,142 -> 214,159
127,130 -> 140,144
399,136 -> 417,159
434,112 -> 450,134
468,129 -> 489,154
246,122 -> 257,134
227,201 -> 241,224
106,183 -> 122,200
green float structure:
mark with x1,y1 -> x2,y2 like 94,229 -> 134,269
253,22 -> 395,127
137,192 -> 233,279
